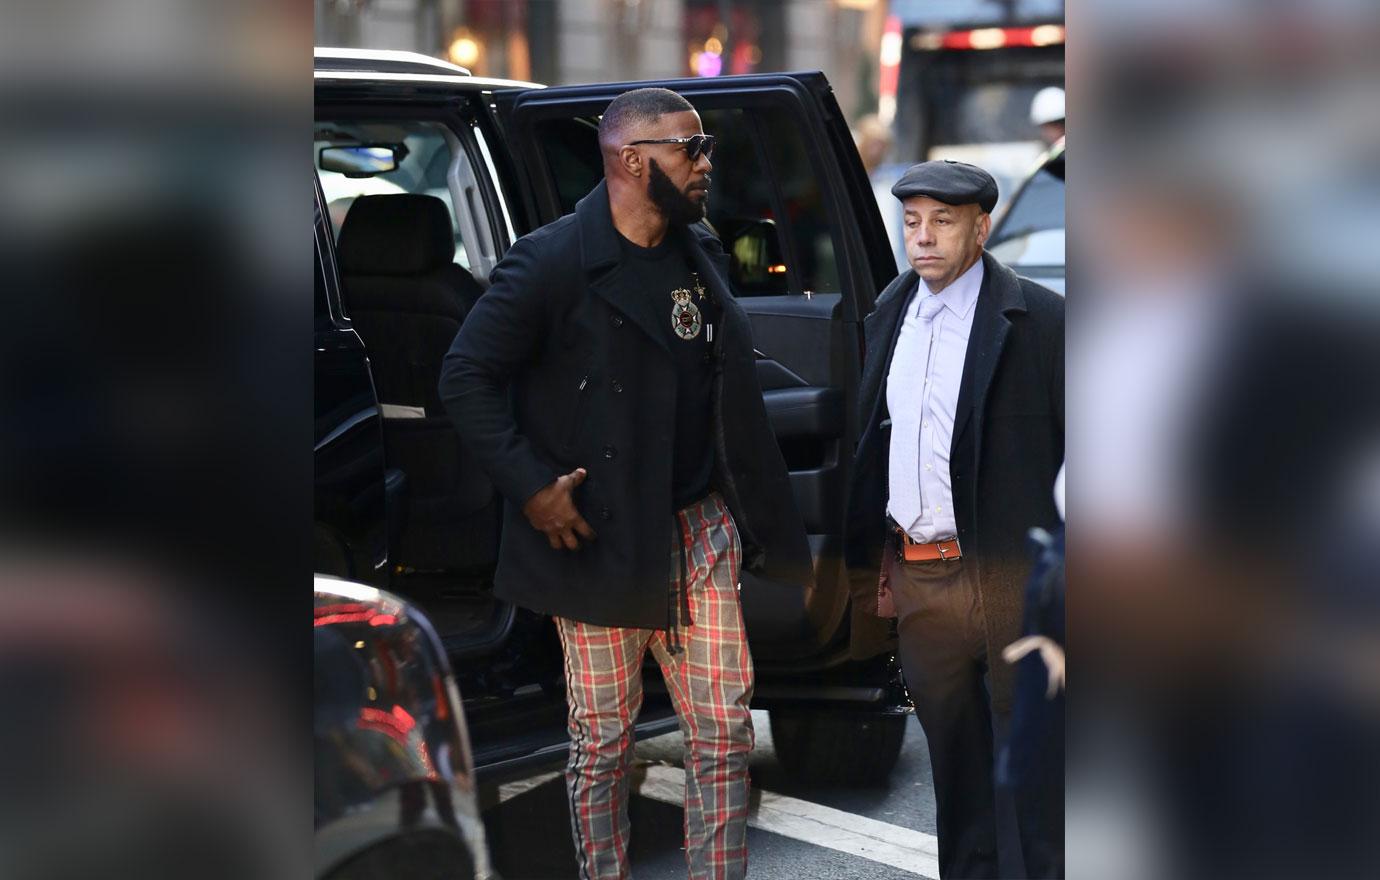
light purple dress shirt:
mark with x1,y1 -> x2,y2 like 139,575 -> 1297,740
885,258 -> 983,543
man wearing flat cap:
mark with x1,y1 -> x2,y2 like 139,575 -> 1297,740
845,160 -> 1064,878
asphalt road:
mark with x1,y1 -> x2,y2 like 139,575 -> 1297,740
478,709 -> 941,880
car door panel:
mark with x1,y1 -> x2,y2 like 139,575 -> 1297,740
740,294 -> 843,387
763,387 -> 844,439
747,294 -> 850,547
754,356 -> 808,391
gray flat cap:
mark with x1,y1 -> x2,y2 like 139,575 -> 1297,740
891,159 -> 998,214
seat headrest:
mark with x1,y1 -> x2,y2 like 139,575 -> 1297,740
337,194 -> 455,276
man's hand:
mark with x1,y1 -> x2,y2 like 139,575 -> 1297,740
523,468 -> 598,550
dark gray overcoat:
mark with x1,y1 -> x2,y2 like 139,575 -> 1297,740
439,180 -> 812,628
844,251 -> 1064,711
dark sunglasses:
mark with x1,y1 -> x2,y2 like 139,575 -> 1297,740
624,133 -> 717,161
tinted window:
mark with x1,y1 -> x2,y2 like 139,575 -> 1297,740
698,108 -> 786,296
755,106 -> 839,295
539,118 -> 603,213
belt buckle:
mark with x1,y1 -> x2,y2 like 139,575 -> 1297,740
936,542 -> 952,561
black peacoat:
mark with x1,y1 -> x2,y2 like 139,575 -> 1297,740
438,180 -> 812,629
844,251 -> 1064,710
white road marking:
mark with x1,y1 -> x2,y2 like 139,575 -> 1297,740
493,769 -> 563,806
633,762 -> 939,879
485,716 -> 938,878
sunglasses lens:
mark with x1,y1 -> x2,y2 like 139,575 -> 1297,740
689,135 -> 715,160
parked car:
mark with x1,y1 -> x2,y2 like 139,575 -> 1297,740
315,575 -> 496,879
313,48 -> 911,787
989,139 -> 1066,295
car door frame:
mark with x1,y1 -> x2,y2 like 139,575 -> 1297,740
314,172 -> 392,586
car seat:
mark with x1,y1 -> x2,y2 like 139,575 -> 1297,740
336,193 -> 497,572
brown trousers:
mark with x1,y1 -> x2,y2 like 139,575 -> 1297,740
891,556 -> 1008,879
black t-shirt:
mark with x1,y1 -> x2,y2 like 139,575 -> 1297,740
616,231 -> 720,511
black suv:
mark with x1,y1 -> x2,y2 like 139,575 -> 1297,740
313,48 -> 908,786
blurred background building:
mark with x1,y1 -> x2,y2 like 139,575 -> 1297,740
317,3 -> 1059,133
316,1 -> 885,115
887,1 -> 1063,196
315,0 -> 1063,208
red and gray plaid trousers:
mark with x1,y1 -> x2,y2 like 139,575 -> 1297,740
554,492 -> 755,880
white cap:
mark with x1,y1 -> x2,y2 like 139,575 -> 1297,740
1030,86 -> 1065,126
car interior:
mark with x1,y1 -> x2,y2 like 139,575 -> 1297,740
316,120 -> 514,663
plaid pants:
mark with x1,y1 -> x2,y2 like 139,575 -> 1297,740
554,493 -> 755,880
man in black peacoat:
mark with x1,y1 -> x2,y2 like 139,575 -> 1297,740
438,87 -> 811,879
844,160 -> 1063,878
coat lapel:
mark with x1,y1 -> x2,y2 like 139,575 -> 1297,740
588,264 -> 670,353
683,225 -> 732,304
683,224 -> 739,351
952,252 -> 1028,446
575,180 -> 670,353
861,271 -> 918,431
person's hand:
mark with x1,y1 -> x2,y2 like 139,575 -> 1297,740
523,468 -> 597,550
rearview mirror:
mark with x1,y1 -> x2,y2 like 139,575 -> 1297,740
319,145 -> 401,177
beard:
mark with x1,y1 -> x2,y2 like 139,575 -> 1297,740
648,159 -> 707,226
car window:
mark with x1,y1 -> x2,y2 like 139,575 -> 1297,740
699,108 -> 788,296
314,120 -> 472,269
530,105 -> 841,297
989,161 -> 1065,269
538,117 -> 604,214
752,106 -> 840,295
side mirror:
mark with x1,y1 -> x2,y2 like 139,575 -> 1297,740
319,145 -> 402,178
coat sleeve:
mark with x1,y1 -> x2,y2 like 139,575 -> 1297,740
438,235 -> 559,509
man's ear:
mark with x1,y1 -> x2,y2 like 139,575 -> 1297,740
976,212 -> 992,247
619,145 -> 643,178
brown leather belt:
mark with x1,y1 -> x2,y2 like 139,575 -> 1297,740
891,524 -> 962,562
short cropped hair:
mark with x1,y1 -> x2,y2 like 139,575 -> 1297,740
598,88 -> 695,146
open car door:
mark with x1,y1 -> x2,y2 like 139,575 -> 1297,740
489,73 -> 897,668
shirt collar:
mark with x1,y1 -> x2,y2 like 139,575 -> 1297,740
912,255 -> 984,320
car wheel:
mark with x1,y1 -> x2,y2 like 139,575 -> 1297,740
767,709 -> 908,786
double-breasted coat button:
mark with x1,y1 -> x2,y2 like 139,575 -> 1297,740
602,445 -> 617,460
599,507 -> 612,521
611,379 -> 623,393
610,315 -> 624,328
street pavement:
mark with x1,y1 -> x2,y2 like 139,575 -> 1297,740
478,709 -> 940,879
